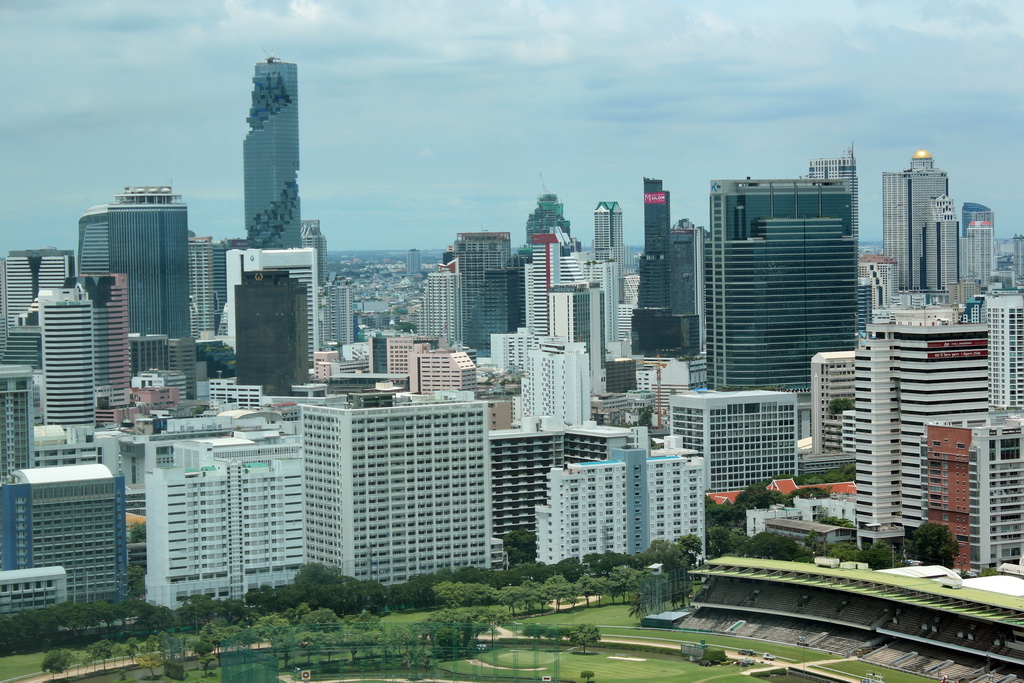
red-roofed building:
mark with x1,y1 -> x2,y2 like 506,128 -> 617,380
707,480 -> 856,505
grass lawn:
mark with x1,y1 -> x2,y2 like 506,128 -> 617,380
441,646 -> 770,683
517,602 -> 637,627
379,608 -> 436,624
812,659 -> 937,683
0,648 -> 94,680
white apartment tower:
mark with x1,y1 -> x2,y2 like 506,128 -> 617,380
38,288 -> 95,425
988,293 -> 1024,410
548,282 -> 606,394
536,447 -> 705,564
302,400 -> 502,583
422,266 -> 463,347
187,236 -> 216,339
580,259 -> 621,348
962,222 -> 994,286
882,149 -> 952,291
146,434 -> 304,607
525,232 -> 583,335
490,328 -> 540,373
522,340 -> 592,426
0,365 -> 34,479
853,309 -> 988,544
809,148 -> 859,241
668,390 -> 798,491
811,351 -> 856,453
322,277 -> 354,347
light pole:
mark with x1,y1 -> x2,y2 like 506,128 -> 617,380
798,636 -> 806,671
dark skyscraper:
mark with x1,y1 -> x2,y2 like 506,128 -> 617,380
525,193 -> 572,245
668,220 -> 700,316
638,178 -> 670,309
78,186 -> 190,339
244,58 -> 300,249
706,178 -> 856,390
454,232 -> 512,353
235,271 -> 308,395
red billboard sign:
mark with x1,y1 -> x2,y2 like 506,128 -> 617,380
644,192 -> 666,204
927,339 -> 987,349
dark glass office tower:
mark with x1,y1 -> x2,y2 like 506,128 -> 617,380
244,58 -> 301,248
454,232 -> 512,353
78,186 -> 190,338
706,178 -> 856,390
638,178 -> 670,309
235,270 -> 308,395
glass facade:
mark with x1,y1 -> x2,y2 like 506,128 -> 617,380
244,59 -> 300,249
707,179 -> 856,390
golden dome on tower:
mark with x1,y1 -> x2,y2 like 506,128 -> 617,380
912,149 -> 933,159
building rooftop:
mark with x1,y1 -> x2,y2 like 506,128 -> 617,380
14,464 -> 113,484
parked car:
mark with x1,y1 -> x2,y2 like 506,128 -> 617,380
738,649 -> 755,656
763,653 -> 776,660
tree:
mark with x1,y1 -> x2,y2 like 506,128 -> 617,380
580,671 -> 596,683
678,534 -> 704,568
542,575 -> 576,611
503,530 -> 537,567
41,649 -> 74,679
706,527 -> 746,559
827,397 -> 855,415
124,637 -> 141,663
87,639 -> 114,670
906,522 -> 960,567
859,541 -> 895,570
566,624 -> 601,653
128,521 -> 147,543
739,532 -> 801,561
607,566 -> 640,604
136,652 -> 164,679
703,648 -> 728,664
200,653 -> 217,675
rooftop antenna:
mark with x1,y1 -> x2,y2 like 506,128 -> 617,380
260,46 -> 280,63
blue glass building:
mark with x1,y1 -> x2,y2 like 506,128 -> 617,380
244,58 -> 301,249
78,186 -> 190,339
706,178 -> 856,390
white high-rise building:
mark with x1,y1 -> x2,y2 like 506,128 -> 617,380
525,231 -> 583,335
0,365 -> 34,479
1,249 -> 75,351
187,236 -> 216,339
962,221 -> 994,286
859,254 -> 899,310
811,351 -> 856,453
146,433 -> 304,607
421,267 -> 463,347
302,400 -> 502,583
853,309 -> 988,544
300,220 -> 328,285
321,276 -> 354,347
490,328 -> 539,373
38,288 -> 95,425
580,259 -> 620,350
668,390 -> 798,491
809,148 -> 859,241
536,446 -> 705,564
883,149 -> 952,291
522,340 -> 591,426
988,293 -> 1024,410
549,282 -> 606,394
593,201 -> 627,271
225,248 -> 319,359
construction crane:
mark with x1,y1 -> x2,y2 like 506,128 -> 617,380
639,358 -> 668,429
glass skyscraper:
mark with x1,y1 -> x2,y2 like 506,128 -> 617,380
244,58 -> 301,249
78,186 -> 190,339
706,178 -> 856,390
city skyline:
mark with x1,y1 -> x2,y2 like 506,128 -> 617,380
5,1 -> 1024,251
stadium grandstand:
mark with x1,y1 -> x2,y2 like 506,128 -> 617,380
689,557 -> 1024,681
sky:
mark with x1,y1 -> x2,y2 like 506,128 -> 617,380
4,0 -> 1024,253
